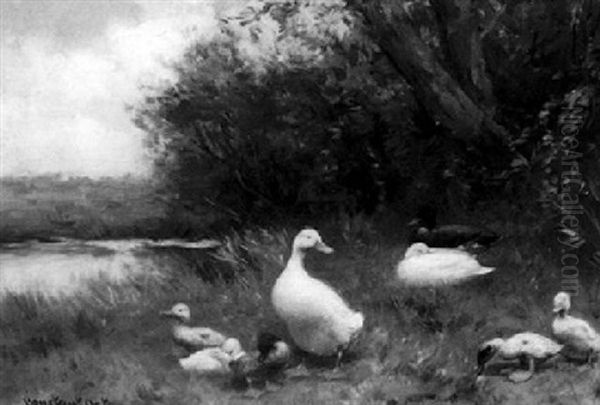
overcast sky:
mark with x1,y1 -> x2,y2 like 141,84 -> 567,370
0,0 -> 233,178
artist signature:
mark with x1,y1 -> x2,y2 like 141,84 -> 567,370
23,396 -> 110,405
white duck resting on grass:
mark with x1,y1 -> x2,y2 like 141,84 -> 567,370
552,291 -> 600,364
179,337 -> 246,374
271,229 -> 364,366
160,303 -> 227,351
477,332 -> 563,383
396,242 -> 495,286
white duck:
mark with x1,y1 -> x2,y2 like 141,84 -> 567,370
160,303 -> 227,351
396,242 -> 495,286
179,337 -> 246,374
477,332 -> 563,382
552,291 -> 600,364
271,229 -> 364,364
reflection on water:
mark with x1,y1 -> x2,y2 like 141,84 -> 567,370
0,239 -> 218,298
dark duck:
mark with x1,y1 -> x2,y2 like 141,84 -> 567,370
408,205 -> 500,249
257,332 -> 292,366
229,332 -> 292,391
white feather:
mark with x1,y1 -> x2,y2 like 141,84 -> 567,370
482,332 -> 563,360
552,291 -> 600,353
178,338 -> 245,373
397,242 -> 495,286
160,303 -> 227,349
272,229 -> 364,356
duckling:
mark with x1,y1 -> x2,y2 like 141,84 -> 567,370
271,229 -> 364,366
551,291 -> 600,364
229,334 -> 293,390
396,243 -> 495,286
179,337 -> 246,374
477,332 -> 563,383
160,303 -> 226,351
257,332 -> 292,366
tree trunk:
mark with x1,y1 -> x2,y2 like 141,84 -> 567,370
429,0 -> 496,108
354,1 -> 508,144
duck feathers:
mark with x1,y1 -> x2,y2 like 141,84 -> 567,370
408,209 -> 500,248
274,266 -> 363,354
397,243 -> 495,286
551,291 -> 600,354
478,332 -> 563,372
172,326 -> 227,349
178,338 -> 245,373
257,332 -> 292,365
178,347 -> 233,373
272,229 -> 364,356
553,317 -> 600,352
160,303 -> 227,350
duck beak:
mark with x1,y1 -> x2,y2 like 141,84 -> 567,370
315,241 -> 334,254
476,346 -> 495,375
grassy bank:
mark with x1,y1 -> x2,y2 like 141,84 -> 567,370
1,213 -> 600,404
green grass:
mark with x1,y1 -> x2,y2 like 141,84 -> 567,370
1,216 -> 600,404
0,176 -> 221,242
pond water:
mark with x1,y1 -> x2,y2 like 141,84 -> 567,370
0,239 -> 220,298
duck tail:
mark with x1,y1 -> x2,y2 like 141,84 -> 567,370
179,357 -> 191,370
476,266 -> 495,275
592,334 -> 600,352
350,311 -> 364,337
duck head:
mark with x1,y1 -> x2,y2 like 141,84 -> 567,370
257,332 -> 290,363
222,338 -> 246,361
477,338 -> 503,375
407,218 -> 431,240
552,291 -> 571,316
292,229 -> 334,255
269,340 -> 291,363
160,303 -> 191,323
415,227 -> 431,239
404,242 -> 430,258
257,332 -> 280,362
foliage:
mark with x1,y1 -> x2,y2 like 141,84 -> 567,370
493,0 -> 600,256
134,0 -> 599,230
135,1 -> 438,222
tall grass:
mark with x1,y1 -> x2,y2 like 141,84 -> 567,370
1,218 -> 599,404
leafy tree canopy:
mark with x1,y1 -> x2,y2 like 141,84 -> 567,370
134,0 -> 599,239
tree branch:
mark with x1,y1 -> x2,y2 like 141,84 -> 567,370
354,1 -> 508,143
